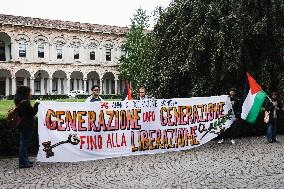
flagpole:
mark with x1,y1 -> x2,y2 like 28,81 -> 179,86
266,95 -> 273,103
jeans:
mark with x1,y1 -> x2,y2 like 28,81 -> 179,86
267,119 -> 278,142
19,128 -> 33,166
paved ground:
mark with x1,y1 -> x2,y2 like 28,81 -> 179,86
1,135 -> 284,189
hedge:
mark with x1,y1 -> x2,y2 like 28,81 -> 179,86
75,94 -> 122,100
6,95 -> 69,100
0,118 -> 39,156
5,94 -> 122,101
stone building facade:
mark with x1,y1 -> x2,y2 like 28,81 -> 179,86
0,14 -> 128,96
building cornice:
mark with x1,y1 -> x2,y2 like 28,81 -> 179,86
0,14 -> 128,35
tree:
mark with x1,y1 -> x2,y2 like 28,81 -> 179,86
120,0 -> 284,99
118,8 -> 150,95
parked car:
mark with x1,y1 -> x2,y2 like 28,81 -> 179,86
67,90 -> 85,98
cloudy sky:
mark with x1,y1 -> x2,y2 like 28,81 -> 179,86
0,0 -> 172,28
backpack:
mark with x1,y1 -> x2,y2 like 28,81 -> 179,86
6,100 -> 26,128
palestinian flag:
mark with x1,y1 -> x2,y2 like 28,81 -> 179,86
241,72 -> 266,123
122,80 -> 132,100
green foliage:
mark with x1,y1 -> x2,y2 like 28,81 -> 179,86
118,8 -> 152,95
119,0 -> 284,100
6,95 -> 69,100
0,100 -> 40,119
0,98 -> 120,119
76,94 -> 121,100
0,118 -> 39,156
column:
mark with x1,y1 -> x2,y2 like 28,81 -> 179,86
79,79 -> 83,90
88,80 -> 92,94
11,77 -> 16,95
83,79 -> 87,93
49,43 -> 53,62
47,78 -> 50,94
98,47 -> 103,62
29,43 -> 35,61
63,79 -> 66,94
66,78 -> 71,94
30,77 -> 35,95
74,79 -> 77,90
5,77 -> 9,96
114,79 -> 118,95
48,78 -> 53,94
100,79 -> 103,94
58,78 -> 61,94
10,42 -> 16,61
103,79 -> 107,94
40,78 -> 45,95
23,78 -> 27,86
108,79 -> 112,94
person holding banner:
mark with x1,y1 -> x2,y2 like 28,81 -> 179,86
264,91 -> 282,143
85,85 -> 103,102
14,86 -> 39,168
139,87 -> 148,100
218,88 -> 241,144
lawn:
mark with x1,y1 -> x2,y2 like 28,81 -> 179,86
0,99 -> 117,119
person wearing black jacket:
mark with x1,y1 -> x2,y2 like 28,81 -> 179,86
14,86 -> 39,168
264,91 -> 282,143
218,88 -> 242,144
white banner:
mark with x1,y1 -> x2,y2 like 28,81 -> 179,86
37,95 -> 235,162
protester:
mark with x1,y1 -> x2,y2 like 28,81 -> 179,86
264,91 -> 282,143
85,85 -> 103,102
139,87 -> 148,100
218,88 -> 241,144
15,86 -> 39,168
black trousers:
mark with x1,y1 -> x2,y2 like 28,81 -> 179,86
219,121 -> 240,139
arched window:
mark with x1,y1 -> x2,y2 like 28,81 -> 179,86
90,50 -> 95,60
87,40 -> 98,61
120,46 -> 126,58
53,37 -> 65,60
74,47 -> 79,60
0,40 -> 5,61
69,38 -> 82,61
19,43 -> 26,57
56,45 -> 63,59
38,44 -> 44,58
15,34 -> 30,58
106,48 -> 111,61
35,35 -> 48,59
104,41 -> 113,62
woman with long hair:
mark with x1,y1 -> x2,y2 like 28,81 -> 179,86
14,86 -> 39,168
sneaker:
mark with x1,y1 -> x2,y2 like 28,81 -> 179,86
231,139 -> 236,144
28,160 -> 33,165
218,139 -> 224,144
19,164 -> 33,169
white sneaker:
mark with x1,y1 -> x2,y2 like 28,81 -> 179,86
218,139 -> 224,144
231,139 -> 235,144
